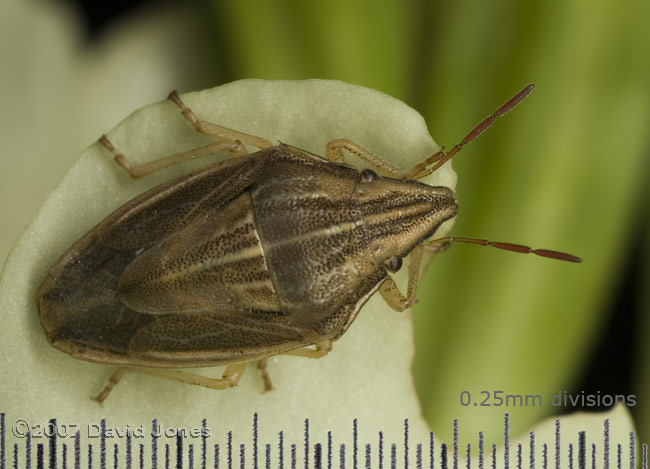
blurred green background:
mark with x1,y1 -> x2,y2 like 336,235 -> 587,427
1,0 -> 648,445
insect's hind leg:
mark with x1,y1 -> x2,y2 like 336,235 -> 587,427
91,367 -> 128,405
283,340 -> 333,359
135,362 -> 248,391
91,363 -> 248,404
256,359 -> 273,392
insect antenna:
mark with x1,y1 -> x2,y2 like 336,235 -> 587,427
409,84 -> 535,179
424,236 -> 582,263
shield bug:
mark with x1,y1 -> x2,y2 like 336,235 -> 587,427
35,82 -> 581,403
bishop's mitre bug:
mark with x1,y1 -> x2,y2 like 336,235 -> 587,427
36,83 -> 581,404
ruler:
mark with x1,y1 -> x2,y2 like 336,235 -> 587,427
1,412 -> 646,468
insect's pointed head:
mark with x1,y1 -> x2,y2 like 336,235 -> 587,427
354,169 -> 458,268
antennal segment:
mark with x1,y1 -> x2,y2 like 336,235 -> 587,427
424,236 -> 582,263
409,84 -> 535,179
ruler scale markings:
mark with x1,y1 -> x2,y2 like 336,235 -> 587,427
253,414 -> 258,469
453,420 -> 458,469
617,444 -> 622,469
100,419 -> 106,469
579,431 -> 586,469
591,444 -> 596,469
2,413 -> 647,469
530,431 -> 536,469
353,419 -> 357,469
0,413 -> 4,469
327,432 -> 332,469
304,419 -> 309,469
202,419 -> 207,469
365,444 -> 370,469
605,419 -> 610,469
126,430 -> 132,469
265,444 -> 271,469
227,431 -> 232,469
177,430 -> 183,469
48,419 -> 57,469
491,444 -> 496,469
405,419 -> 409,469
543,443 -> 548,469
26,431 -> 32,469
504,414 -> 510,469
36,443 -> 43,469
152,419 -> 158,469
441,443 -> 448,469
314,443 -> 322,469
74,431 -> 80,469
555,420 -> 560,469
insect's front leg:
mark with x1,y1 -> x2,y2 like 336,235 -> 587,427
325,138 -> 407,178
378,242 -> 449,312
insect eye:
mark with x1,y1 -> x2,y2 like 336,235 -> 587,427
385,256 -> 402,273
361,169 -> 377,182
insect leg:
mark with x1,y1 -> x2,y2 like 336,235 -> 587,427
378,245 -> 423,311
168,91 -> 273,150
256,359 -> 273,392
132,363 -> 249,392
91,367 -> 128,405
283,340 -> 333,359
99,135 -> 248,179
325,138 -> 407,178
378,243 -> 449,312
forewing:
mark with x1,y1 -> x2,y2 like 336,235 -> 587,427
96,149 -> 273,250
117,191 -> 282,315
128,309 -> 311,365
